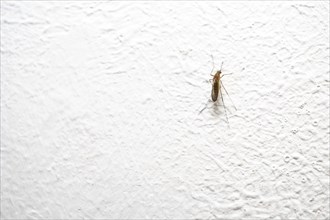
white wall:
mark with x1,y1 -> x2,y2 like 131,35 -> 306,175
1,1 -> 329,219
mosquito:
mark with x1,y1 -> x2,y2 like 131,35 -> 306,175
199,56 -> 237,123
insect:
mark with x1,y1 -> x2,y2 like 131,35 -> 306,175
211,62 -> 224,102
199,56 -> 236,123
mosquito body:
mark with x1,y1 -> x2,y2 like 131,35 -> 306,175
211,70 -> 222,102
199,58 -> 236,122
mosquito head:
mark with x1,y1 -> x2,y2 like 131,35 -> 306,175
214,70 -> 222,80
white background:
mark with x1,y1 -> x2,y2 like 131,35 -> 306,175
1,1 -> 329,219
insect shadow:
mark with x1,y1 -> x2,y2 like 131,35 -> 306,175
199,55 -> 237,124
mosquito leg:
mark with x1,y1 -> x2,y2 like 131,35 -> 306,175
199,99 -> 210,114
219,85 -> 230,127
220,80 -> 237,111
199,105 -> 207,114
221,73 -> 233,78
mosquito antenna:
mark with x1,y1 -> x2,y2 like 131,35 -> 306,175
209,55 -> 215,76
220,80 -> 237,111
220,61 -> 224,71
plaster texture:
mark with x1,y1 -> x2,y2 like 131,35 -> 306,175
1,1 -> 329,219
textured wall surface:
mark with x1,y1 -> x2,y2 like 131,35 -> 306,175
1,1 -> 329,219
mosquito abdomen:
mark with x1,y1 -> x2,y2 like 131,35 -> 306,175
212,81 -> 219,101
